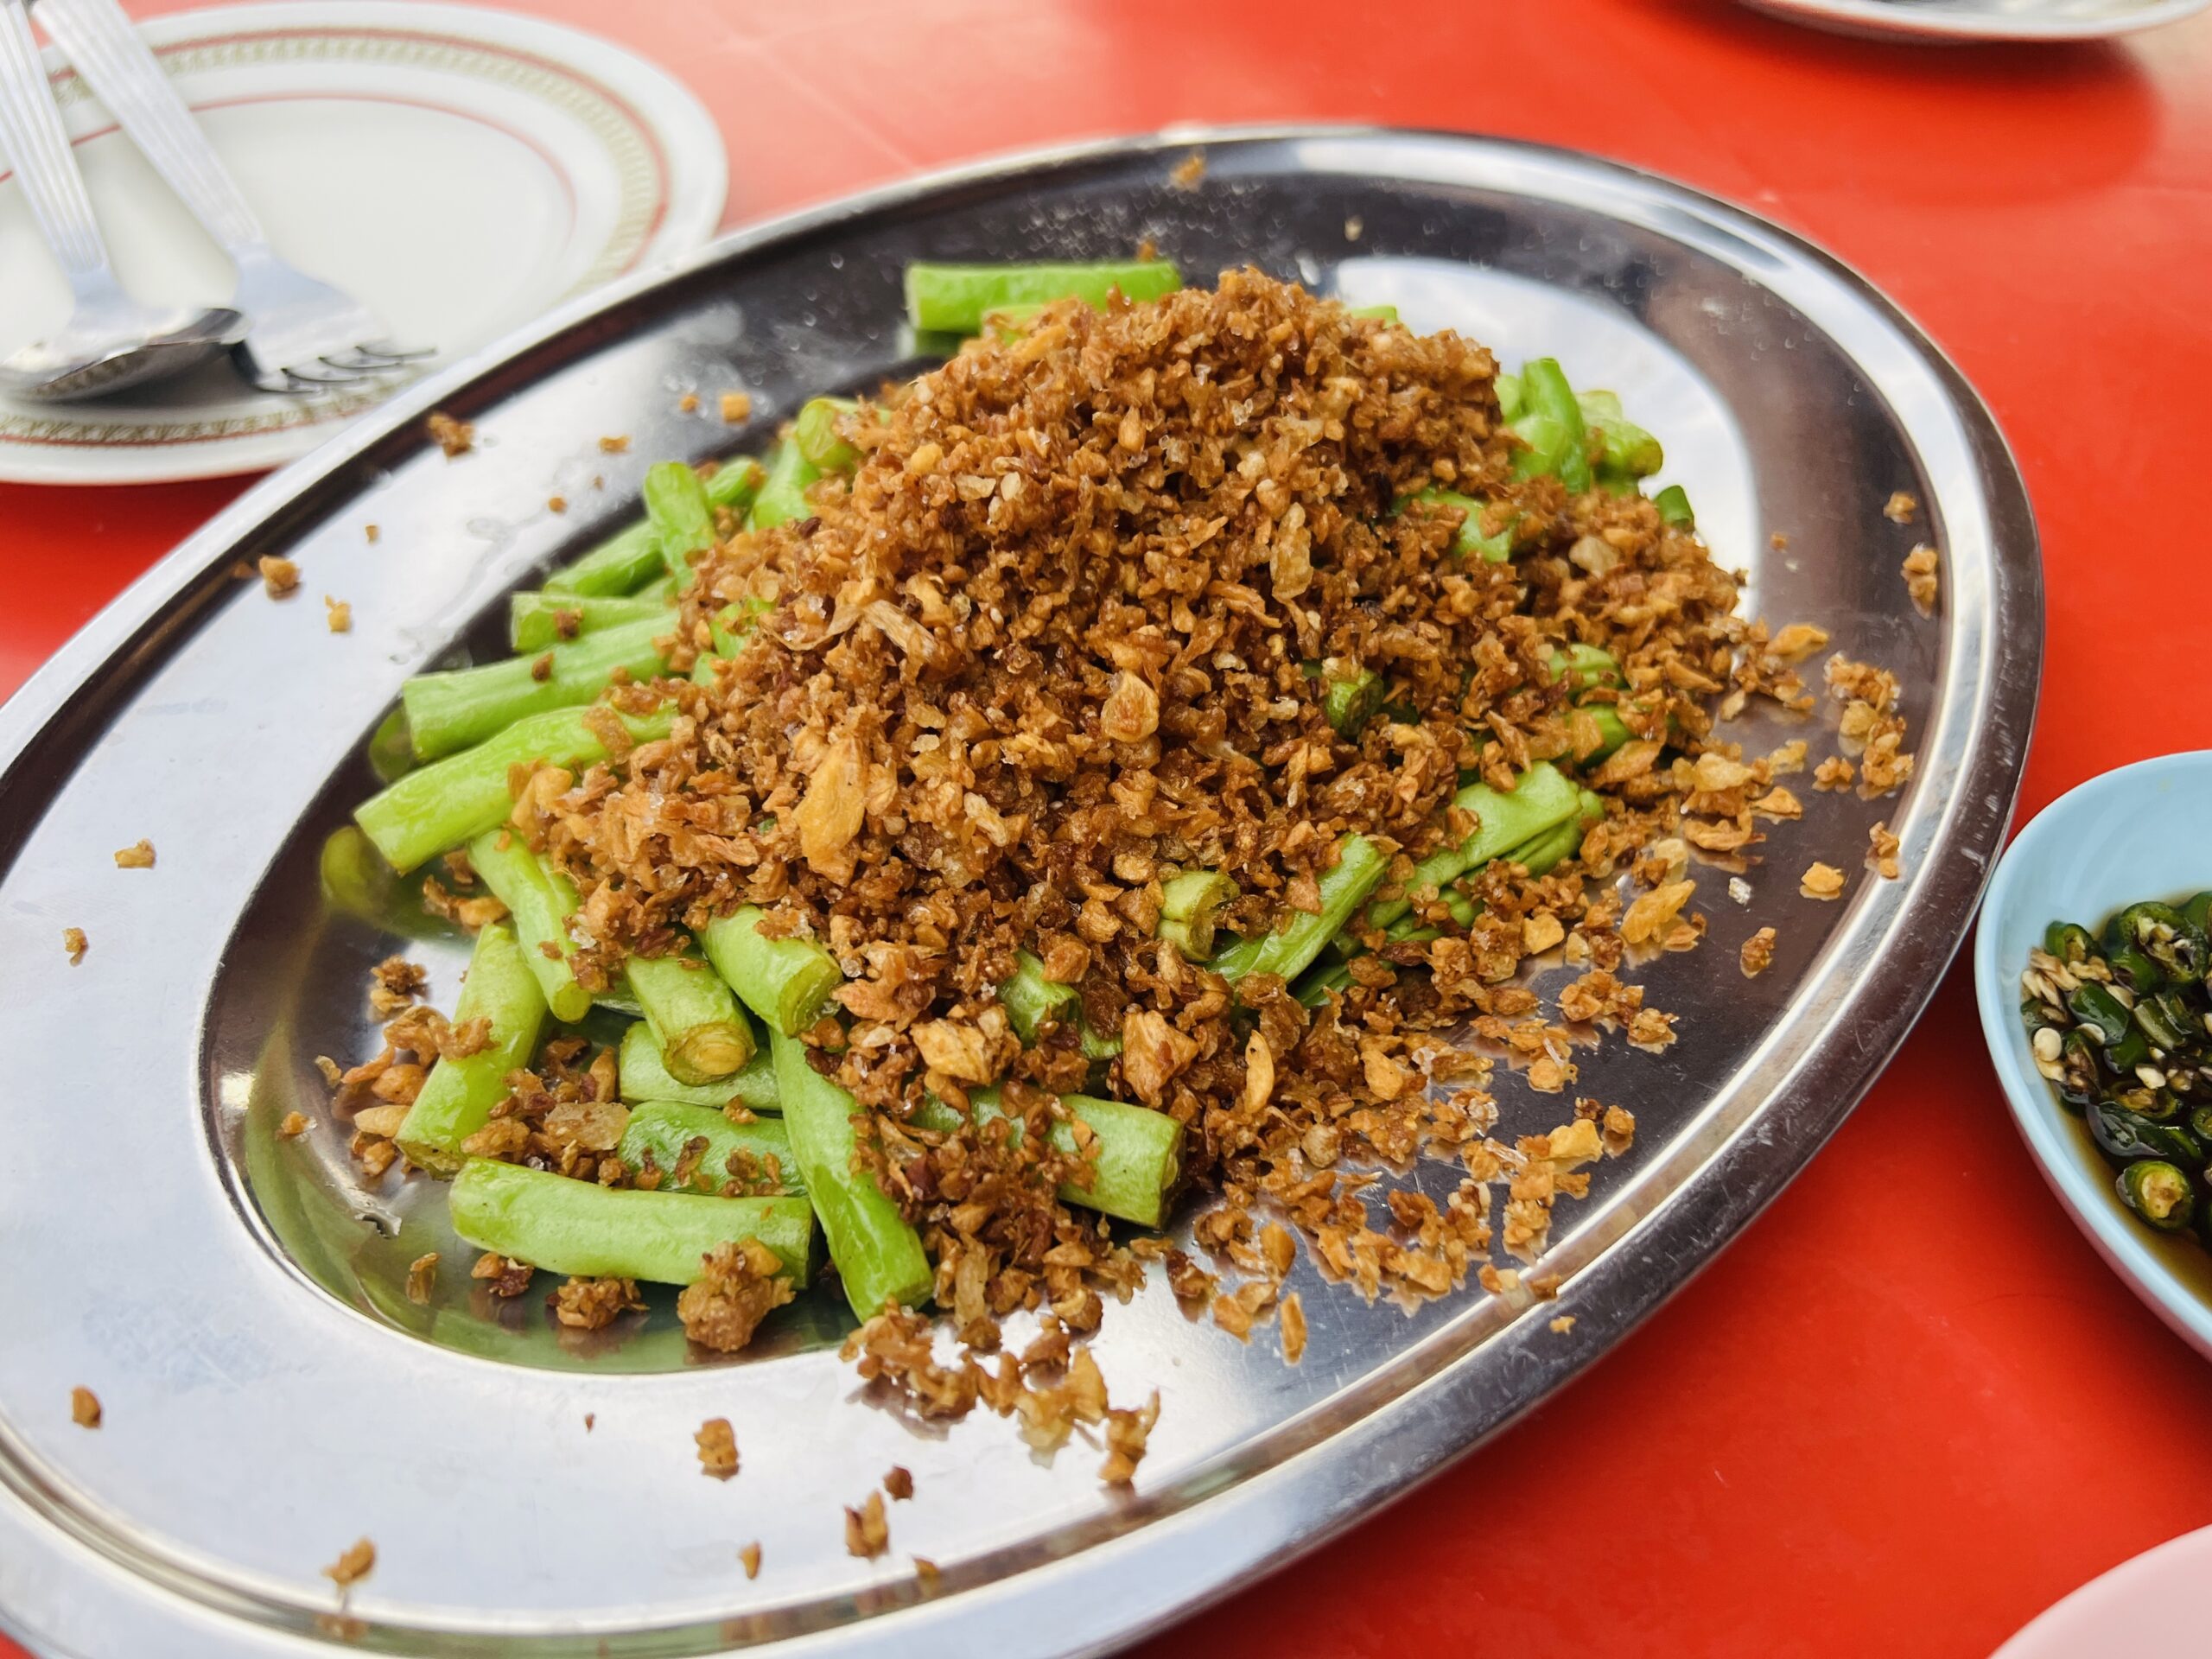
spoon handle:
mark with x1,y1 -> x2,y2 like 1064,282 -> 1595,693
0,0 -> 111,287
30,0 -> 267,258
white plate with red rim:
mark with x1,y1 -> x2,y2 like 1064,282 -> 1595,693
1736,0 -> 2211,42
0,0 -> 725,486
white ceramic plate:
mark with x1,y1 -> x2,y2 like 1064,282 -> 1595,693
1738,0 -> 2209,41
1973,751 -> 2212,1361
0,1 -> 725,485
1993,1523 -> 2212,1656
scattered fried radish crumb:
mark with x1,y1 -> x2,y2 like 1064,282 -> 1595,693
1770,625 -> 1827,662
598,435 -> 630,454
1884,490 -> 1917,524
71,1387 -> 100,1427
1868,821 -> 1902,879
677,392 -> 700,414
322,1538 -> 376,1589
720,391 -> 753,423
1800,862 -> 1847,901
313,1054 -> 343,1086
1727,877 -> 1751,906
845,1490 -> 889,1558
1812,755 -> 1854,791
364,524 -> 379,544
1169,149 -> 1205,189
1769,531 -> 1789,550
1099,1390 -> 1161,1484
62,926 -> 86,964
883,1465 -> 913,1501
428,412 -> 474,455
405,1253 -> 439,1306
1903,543 -> 1940,615
113,839 -> 155,869
1549,1315 -> 1576,1334
913,1556 -> 941,1587
547,494 -> 567,514
324,596 -> 352,632
1740,927 -> 1777,977
696,1417 -> 738,1480
1344,215 -> 1363,241
584,1413 -> 595,1432
740,1541 -> 761,1579
1279,1290 -> 1307,1364
277,1110 -> 309,1140
258,555 -> 300,596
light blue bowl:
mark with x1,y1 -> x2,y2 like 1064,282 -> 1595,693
1974,751 -> 2212,1358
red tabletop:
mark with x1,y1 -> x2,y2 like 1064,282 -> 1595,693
8,3 -> 2212,1654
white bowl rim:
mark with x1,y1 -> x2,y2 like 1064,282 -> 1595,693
1973,748 -> 2212,1357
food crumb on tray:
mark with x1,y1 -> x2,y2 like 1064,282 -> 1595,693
427,412 -> 474,456
111,839 -> 155,869
845,1490 -> 889,1559
70,1386 -> 100,1428
61,926 -> 86,964
696,1416 -> 738,1480
322,1537 -> 376,1589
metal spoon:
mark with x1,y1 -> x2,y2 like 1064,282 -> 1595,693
0,0 -> 238,402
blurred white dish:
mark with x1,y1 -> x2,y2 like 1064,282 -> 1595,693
1973,751 -> 2212,1361
1993,1524 -> 2212,1656
1738,0 -> 2210,41
0,1 -> 724,484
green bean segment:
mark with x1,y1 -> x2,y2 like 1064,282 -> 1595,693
771,1031 -> 931,1319
618,1020 -> 779,1114
401,616 -> 671,761
912,1086 -> 1182,1228
618,1101 -> 799,1197
395,923 -> 550,1172
354,705 -> 675,872
701,906 -> 843,1037
449,1158 -> 813,1286
464,830 -> 589,1022
904,261 -> 1184,333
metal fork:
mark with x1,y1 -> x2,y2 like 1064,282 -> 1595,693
30,0 -> 432,393
0,0 -> 237,399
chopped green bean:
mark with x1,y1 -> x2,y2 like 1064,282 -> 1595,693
355,704 -> 675,873
401,615 -> 671,761
912,1086 -> 1181,1227
1366,762 -> 1582,930
464,829 -> 589,1022
1157,869 -> 1238,960
448,1157 -> 813,1286
1211,835 -> 1389,986
619,1020 -> 779,1114
904,261 -> 1184,334
700,905 -> 842,1038
792,397 -> 861,473
395,923 -> 550,1171
618,1101 -> 799,1196
748,441 -> 819,530
508,588 -> 671,653
545,520 -> 665,598
642,461 -> 716,586
1001,948 -> 1079,1044
1405,487 -> 1515,563
771,1030 -> 931,1319
626,951 -> 754,1084
1654,484 -> 1695,529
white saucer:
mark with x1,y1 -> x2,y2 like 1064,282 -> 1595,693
1738,0 -> 2209,41
0,2 -> 725,485
1993,1524 -> 2212,1656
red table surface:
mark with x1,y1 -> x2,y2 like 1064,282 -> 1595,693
7,3 -> 2212,1655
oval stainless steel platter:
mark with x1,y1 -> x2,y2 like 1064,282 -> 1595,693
0,127 -> 2039,1659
